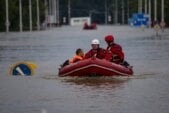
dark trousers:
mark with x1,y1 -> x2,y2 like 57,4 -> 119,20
121,60 -> 130,67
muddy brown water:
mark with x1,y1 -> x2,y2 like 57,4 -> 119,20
0,26 -> 169,113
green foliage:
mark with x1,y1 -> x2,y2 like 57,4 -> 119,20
164,0 -> 169,26
0,0 -> 45,31
0,0 -> 5,31
0,0 -> 169,31
9,0 -> 19,31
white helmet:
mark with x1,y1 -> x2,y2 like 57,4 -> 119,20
91,39 -> 100,44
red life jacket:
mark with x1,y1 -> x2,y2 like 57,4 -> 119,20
84,48 -> 106,59
105,43 -> 124,64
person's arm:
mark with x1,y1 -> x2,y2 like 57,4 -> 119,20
113,45 -> 124,62
105,49 -> 113,61
69,56 -> 75,63
84,50 -> 91,59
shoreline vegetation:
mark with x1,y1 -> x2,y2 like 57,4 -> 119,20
0,0 -> 169,32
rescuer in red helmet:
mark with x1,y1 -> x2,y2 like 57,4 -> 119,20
104,35 -> 126,64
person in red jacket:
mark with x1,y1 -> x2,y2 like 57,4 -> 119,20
84,39 -> 106,59
104,35 -> 129,67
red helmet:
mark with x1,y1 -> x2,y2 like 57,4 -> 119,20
105,35 -> 114,42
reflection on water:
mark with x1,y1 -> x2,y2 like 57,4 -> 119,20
0,26 -> 169,113
61,76 -> 128,88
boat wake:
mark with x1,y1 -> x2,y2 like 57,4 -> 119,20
41,70 -> 161,84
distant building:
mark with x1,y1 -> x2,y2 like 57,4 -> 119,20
70,17 -> 91,26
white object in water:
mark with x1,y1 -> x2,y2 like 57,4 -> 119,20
16,67 -> 25,76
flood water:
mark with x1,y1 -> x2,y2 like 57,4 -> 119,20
0,26 -> 169,113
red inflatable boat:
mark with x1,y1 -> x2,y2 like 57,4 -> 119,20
83,23 -> 97,30
58,58 -> 133,77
